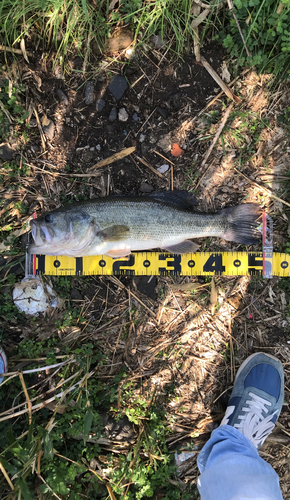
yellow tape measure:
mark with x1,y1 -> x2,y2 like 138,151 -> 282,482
31,252 -> 290,277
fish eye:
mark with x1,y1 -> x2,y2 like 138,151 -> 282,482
44,214 -> 53,223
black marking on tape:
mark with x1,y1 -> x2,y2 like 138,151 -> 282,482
248,253 -> 263,268
158,254 -> 181,276
99,259 -> 106,268
36,255 -> 45,275
203,254 -> 225,275
188,260 -> 195,268
234,259 -> 241,267
54,260 -> 61,268
143,260 -> 151,268
281,261 -> 288,269
76,257 -> 83,276
113,254 -> 135,276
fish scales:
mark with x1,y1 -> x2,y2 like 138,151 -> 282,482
28,192 -> 260,257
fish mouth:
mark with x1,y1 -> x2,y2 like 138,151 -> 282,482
30,220 -> 54,247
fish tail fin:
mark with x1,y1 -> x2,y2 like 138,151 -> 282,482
220,203 -> 261,245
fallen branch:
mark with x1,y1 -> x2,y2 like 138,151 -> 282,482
233,167 -> 290,209
201,56 -> 242,103
135,155 -> 165,179
88,146 -> 136,170
200,102 -> 234,168
0,44 -> 33,57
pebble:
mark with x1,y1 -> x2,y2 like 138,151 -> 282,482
118,108 -> 129,122
139,133 -> 146,143
108,75 -> 128,100
132,112 -> 139,121
56,89 -> 69,105
96,144 -> 101,151
157,164 -> 169,174
29,118 -> 37,128
54,65 -> 63,79
109,107 -> 117,122
151,34 -> 166,49
157,106 -> 169,119
85,81 -> 94,105
43,120 -> 55,141
140,182 -> 154,193
0,144 -> 14,160
157,132 -> 171,152
96,98 -> 106,112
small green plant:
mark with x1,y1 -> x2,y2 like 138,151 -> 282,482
0,80 -> 28,138
219,0 -> 290,79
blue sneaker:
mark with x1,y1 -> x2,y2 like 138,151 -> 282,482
220,352 -> 284,449
0,347 -> 7,385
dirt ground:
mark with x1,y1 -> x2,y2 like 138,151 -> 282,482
1,36 -> 290,497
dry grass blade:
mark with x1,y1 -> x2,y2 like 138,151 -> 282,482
0,461 -> 14,490
210,277 -> 218,316
32,105 -> 46,151
233,167 -> 290,209
201,57 -> 242,103
227,0 -> 251,57
19,372 -> 32,425
201,102 -> 234,168
106,483 -> 117,500
88,147 -> 136,170
135,156 -> 165,179
0,44 -> 33,56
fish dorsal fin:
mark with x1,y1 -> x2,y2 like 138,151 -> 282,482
98,225 -> 130,242
161,240 -> 199,254
148,190 -> 198,210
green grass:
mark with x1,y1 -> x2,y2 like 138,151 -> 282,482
0,334 -> 196,500
218,0 -> 290,80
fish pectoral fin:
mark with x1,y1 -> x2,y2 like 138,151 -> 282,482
105,249 -> 131,258
98,225 -> 130,242
161,240 -> 200,254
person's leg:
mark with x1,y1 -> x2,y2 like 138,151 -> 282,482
197,353 -> 284,500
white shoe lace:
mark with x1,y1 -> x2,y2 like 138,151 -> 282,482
233,392 -> 277,448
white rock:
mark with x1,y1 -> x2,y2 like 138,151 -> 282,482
157,164 -> 169,174
118,108 -> 129,122
139,133 -> 146,143
13,278 -> 60,316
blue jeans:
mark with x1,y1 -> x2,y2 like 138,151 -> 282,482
197,425 -> 283,500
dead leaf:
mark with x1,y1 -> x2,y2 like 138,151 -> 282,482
171,143 -> 184,157
170,282 -> 208,292
221,61 -> 231,83
210,277 -> 218,315
42,114 -> 50,127
20,38 -> 29,63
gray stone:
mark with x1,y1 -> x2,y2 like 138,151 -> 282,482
157,164 -> 169,174
133,112 -> 139,121
43,120 -> 55,141
157,106 -> 169,119
118,107 -> 128,122
109,107 -> 117,122
0,144 -> 14,160
56,89 -> 69,105
85,81 -> 94,105
108,75 -> 128,100
140,182 -> 154,193
96,98 -> 106,112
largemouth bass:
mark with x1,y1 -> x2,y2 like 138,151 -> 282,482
28,191 -> 260,257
